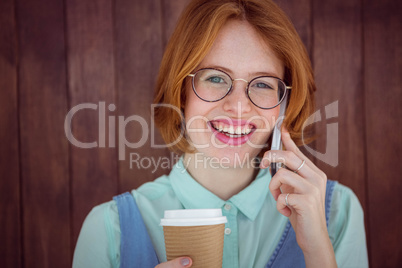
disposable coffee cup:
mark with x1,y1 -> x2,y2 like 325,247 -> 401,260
160,209 -> 227,268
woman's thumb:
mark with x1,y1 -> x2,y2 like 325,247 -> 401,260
155,257 -> 192,268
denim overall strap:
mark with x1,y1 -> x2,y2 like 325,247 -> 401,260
113,192 -> 159,268
266,180 -> 338,268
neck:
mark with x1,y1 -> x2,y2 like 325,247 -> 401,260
182,153 -> 259,200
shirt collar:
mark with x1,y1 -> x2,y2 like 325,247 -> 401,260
169,157 -> 271,221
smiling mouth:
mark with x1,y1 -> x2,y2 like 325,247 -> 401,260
209,120 -> 256,138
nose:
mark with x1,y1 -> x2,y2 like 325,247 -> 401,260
222,79 -> 252,115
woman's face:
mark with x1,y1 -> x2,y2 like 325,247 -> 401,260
184,20 -> 284,166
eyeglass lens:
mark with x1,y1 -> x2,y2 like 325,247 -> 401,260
192,69 -> 286,109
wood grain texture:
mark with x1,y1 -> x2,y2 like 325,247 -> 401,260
16,0 -> 71,266
312,0 -> 366,208
364,0 -> 402,266
160,0 -> 190,48
65,0 -> 118,247
0,0 -> 21,267
115,0 -> 170,191
274,0 -> 312,56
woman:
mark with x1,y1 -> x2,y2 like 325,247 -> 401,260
73,0 -> 368,267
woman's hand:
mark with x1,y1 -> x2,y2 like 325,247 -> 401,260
155,257 -> 192,268
260,127 -> 336,267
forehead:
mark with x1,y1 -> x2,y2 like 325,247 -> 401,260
198,20 -> 284,79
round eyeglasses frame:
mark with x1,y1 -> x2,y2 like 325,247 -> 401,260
187,68 -> 291,109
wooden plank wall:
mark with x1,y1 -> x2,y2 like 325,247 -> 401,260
0,0 -> 20,267
0,0 -> 400,267
364,0 -> 402,266
16,1 -> 71,268
65,0 -> 119,243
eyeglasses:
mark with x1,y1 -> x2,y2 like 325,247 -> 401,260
188,68 -> 291,109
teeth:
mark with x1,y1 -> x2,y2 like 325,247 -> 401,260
218,123 -> 224,132
216,123 -> 223,132
211,121 -> 253,136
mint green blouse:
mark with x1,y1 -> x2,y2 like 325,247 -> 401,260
73,159 -> 368,268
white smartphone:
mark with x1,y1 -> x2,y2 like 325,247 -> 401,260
270,94 -> 288,177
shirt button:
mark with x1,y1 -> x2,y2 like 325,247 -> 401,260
224,228 -> 232,235
224,204 -> 231,211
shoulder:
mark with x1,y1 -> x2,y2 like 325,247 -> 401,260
327,181 -> 369,267
330,182 -> 363,217
134,174 -> 172,200
328,181 -> 365,231
73,200 -> 120,268
132,175 -> 183,227
73,175 -> 174,267
81,174 -> 174,233
88,200 -> 118,222
84,174 -> 173,227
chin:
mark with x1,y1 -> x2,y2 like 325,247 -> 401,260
189,145 -> 262,170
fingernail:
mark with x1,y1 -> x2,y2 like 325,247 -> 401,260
181,258 -> 190,266
260,159 -> 266,168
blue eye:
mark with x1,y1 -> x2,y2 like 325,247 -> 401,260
207,76 -> 225,83
250,79 -> 276,91
254,82 -> 274,90
255,82 -> 270,88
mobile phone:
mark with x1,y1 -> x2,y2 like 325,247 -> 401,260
270,94 -> 288,177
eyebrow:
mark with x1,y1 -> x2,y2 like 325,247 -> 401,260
202,65 -> 281,79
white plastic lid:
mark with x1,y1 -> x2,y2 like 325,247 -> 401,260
160,209 -> 227,226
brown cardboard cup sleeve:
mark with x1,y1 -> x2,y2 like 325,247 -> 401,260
160,209 -> 227,268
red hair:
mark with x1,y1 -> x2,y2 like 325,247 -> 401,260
153,0 -> 316,153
